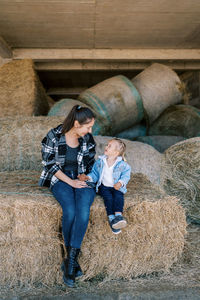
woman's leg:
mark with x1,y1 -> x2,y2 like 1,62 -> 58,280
69,187 -> 95,249
51,180 -> 75,247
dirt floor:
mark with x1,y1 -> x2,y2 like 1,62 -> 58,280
1,224 -> 200,300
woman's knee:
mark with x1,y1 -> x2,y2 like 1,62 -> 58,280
62,206 -> 75,221
76,188 -> 95,205
76,209 -> 90,226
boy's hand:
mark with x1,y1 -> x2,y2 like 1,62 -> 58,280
78,174 -> 90,181
114,182 -> 122,190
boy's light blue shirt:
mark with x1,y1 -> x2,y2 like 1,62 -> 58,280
87,155 -> 131,194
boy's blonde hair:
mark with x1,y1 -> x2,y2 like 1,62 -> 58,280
112,138 -> 127,161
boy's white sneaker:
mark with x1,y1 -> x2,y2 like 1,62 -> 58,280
112,215 -> 127,230
108,219 -> 121,234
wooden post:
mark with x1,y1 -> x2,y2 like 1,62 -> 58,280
0,37 -> 12,58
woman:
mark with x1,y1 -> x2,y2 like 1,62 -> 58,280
39,105 -> 96,287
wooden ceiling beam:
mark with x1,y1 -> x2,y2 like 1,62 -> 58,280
13,48 -> 200,61
34,61 -> 200,71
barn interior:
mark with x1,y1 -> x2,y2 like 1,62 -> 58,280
0,1 -> 200,299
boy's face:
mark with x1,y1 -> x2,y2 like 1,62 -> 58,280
104,140 -> 119,157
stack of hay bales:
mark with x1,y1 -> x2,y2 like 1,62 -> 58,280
77,64 -> 183,136
78,75 -> 144,135
161,138 -> 200,223
0,59 -> 188,288
0,171 -> 187,287
0,59 -> 51,117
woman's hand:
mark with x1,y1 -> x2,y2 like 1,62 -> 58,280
70,179 -> 88,188
55,170 -> 88,188
77,174 -> 90,181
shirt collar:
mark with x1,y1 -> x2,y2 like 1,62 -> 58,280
100,155 -> 122,163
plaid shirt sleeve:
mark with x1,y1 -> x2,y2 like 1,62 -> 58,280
85,133 -> 96,173
41,128 -> 61,176
78,133 -> 96,174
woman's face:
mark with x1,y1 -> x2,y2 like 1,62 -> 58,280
75,118 -> 95,137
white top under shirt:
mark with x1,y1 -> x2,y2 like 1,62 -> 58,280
101,158 -> 117,187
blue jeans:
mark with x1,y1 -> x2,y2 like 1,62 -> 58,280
99,184 -> 124,216
51,171 -> 95,249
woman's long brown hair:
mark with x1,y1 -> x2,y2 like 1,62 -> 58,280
61,105 -> 95,135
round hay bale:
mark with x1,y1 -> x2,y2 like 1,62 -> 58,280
0,59 -> 50,117
116,124 -> 147,140
0,171 -> 186,287
135,135 -> 186,153
149,105 -> 200,138
94,136 -> 163,185
78,75 -> 144,135
48,98 -> 88,116
132,63 -> 183,124
161,137 -> 200,222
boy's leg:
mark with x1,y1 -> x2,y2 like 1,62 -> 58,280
99,184 -> 121,234
112,189 -> 127,229
112,189 -> 124,214
98,184 -> 114,217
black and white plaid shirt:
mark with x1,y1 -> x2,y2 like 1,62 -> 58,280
38,124 -> 96,188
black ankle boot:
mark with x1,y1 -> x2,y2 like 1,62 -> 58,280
63,247 -> 80,287
61,246 -> 83,279
68,246 -> 83,278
